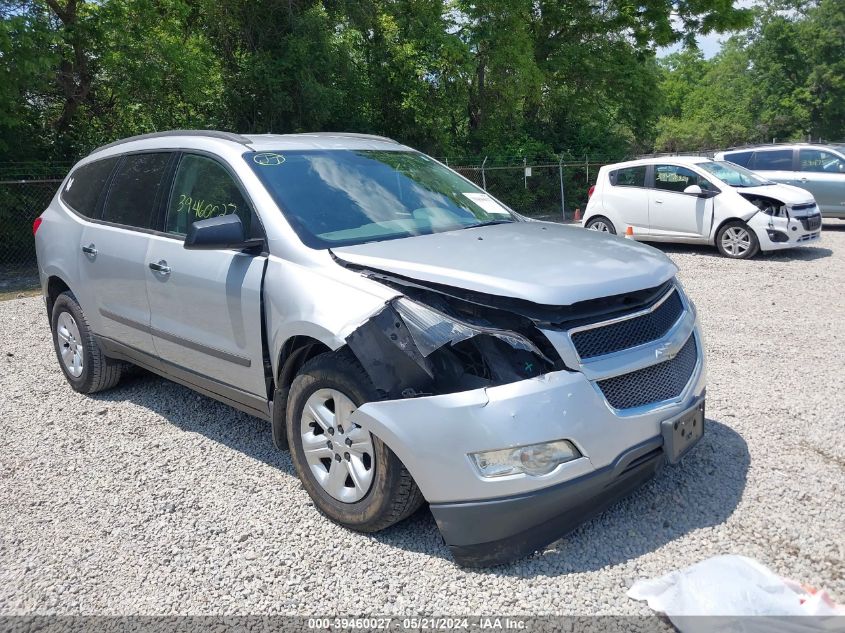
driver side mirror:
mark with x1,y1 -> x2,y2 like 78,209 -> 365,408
184,214 -> 263,251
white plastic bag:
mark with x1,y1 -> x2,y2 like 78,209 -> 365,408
628,555 -> 845,633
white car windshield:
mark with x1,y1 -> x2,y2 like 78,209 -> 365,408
247,150 -> 516,248
697,161 -> 773,187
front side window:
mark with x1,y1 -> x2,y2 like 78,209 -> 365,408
697,161 -> 770,187
798,149 -> 845,173
654,165 -> 713,193
246,150 -> 514,248
165,154 -> 253,236
611,166 -> 647,187
751,149 -> 793,171
61,157 -> 120,218
102,153 -> 171,229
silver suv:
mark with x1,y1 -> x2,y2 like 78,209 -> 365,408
35,130 -> 706,566
715,144 -> 845,218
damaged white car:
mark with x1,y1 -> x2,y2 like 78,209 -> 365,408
584,156 -> 822,258
35,131 -> 706,567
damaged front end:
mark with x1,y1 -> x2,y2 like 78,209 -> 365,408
740,193 -> 823,246
346,289 -> 560,400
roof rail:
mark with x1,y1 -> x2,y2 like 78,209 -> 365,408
250,132 -> 400,144
721,141 -> 835,151
92,130 -> 252,154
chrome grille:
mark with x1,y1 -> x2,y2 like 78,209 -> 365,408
799,214 -> 822,231
571,289 -> 683,359
597,335 -> 698,410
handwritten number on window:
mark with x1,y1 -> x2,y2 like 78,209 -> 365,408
176,193 -> 237,219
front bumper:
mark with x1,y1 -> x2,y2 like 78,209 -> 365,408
430,436 -> 666,567
749,212 -> 822,251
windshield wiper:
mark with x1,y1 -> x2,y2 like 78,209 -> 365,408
463,219 -> 514,229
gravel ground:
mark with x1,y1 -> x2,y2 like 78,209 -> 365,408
1,222 -> 844,616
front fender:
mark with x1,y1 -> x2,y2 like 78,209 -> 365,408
263,255 -> 399,379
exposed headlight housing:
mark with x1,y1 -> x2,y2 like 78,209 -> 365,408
394,296 -> 550,361
470,440 -> 581,478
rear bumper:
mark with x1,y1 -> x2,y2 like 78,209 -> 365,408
429,437 -> 666,567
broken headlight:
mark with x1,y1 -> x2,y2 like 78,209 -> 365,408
394,297 -> 550,361
471,440 -> 581,478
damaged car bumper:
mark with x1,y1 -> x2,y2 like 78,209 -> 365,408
349,327 -> 706,566
747,203 -> 823,251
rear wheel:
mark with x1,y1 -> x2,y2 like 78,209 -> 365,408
586,216 -> 616,234
51,291 -> 122,393
286,350 -> 424,532
716,221 -> 759,259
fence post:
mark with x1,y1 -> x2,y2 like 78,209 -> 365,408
585,154 -> 589,185
481,156 -> 488,191
523,158 -> 527,189
559,157 -> 565,222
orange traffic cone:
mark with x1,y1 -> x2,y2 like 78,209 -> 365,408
625,226 -> 634,238
574,208 -> 581,222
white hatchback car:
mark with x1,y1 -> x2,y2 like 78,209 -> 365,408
583,157 -> 822,258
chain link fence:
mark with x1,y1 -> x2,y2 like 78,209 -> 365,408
447,157 -> 611,221
0,157 -> 613,292
0,164 -> 68,294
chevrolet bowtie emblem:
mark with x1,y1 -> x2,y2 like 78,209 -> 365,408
655,343 -> 676,360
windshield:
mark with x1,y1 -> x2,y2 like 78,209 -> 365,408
697,160 -> 772,187
246,150 -> 515,248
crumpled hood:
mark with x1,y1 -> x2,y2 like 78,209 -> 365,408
332,222 -> 677,306
737,183 -> 816,205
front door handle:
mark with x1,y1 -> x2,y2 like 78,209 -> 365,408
654,199 -> 664,204
81,244 -> 97,256
799,177 -> 808,182
148,260 -> 171,275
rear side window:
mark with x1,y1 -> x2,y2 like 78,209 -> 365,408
102,153 -> 171,229
751,150 -> 793,171
610,166 -> 646,187
798,149 -> 845,173
722,151 -> 752,167
165,154 -> 254,236
61,157 -> 120,218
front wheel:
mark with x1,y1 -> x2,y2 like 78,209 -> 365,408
286,350 -> 424,532
586,216 -> 616,234
716,221 -> 760,259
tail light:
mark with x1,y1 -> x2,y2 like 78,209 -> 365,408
33,216 -> 43,235
588,185 -> 595,198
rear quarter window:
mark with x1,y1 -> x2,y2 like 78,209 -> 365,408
61,157 -> 120,218
722,151 -> 753,167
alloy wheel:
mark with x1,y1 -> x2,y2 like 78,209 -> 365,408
300,388 -> 375,503
721,226 -> 751,257
57,311 -> 84,377
588,220 -> 610,232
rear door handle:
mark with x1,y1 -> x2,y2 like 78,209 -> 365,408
799,177 -> 808,182
148,260 -> 171,275
81,244 -> 97,256
655,199 -> 664,204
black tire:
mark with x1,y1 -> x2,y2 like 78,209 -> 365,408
586,216 -> 617,234
715,220 -> 760,259
51,291 -> 122,394
286,349 -> 424,532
